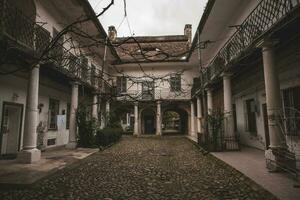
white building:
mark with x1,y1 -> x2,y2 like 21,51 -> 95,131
0,0 -> 116,163
190,0 -> 300,172
108,25 -> 199,139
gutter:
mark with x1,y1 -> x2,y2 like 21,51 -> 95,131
186,0 -> 216,61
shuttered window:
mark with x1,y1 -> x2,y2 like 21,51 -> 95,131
49,98 -> 60,130
116,76 -> 127,93
244,99 -> 257,135
170,74 -> 181,92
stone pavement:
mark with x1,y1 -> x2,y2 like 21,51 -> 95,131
0,147 -> 98,186
0,136 -> 277,200
212,147 -> 300,200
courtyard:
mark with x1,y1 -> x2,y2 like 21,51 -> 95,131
0,136 -> 276,200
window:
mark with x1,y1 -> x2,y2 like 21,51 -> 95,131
282,86 -> 300,135
91,64 -> 96,86
49,98 -> 60,130
47,138 -> 56,146
170,74 -> 181,92
52,28 -> 64,62
80,56 -> 89,80
245,99 -> 257,134
142,81 -> 154,100
233,104 -> 237,132
116,76 -> 127,93
66,103 -> 71,129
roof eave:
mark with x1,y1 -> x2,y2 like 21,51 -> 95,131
186,0 -> 216,61
80,0 -> 121,62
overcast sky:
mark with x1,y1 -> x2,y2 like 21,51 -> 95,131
88,0 -> 207,38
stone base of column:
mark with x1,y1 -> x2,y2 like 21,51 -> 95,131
265,148 -> 287,172
225,141 -> 239,150
66,142 -> 77,149
17,148 -> 41,164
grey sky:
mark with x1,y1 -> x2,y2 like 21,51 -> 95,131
88,0 -> 207,38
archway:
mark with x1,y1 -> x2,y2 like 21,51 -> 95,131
162,107 -> 188,135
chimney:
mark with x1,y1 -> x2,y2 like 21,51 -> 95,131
108,25 -> 117,41
184,24 -> 192,45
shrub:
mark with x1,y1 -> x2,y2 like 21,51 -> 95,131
76,106 -> 97,148
96,127 -> 123,147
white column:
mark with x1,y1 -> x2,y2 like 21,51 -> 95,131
156,101 -> 162,136
66,82 -> 79,149
223,73 -> 235,138
196,97 -> 202,133
92,94 -> 98,120
18,65 -> 41,163
259,40 -> 286,149
134,102 -> 139,135
190,101 -> 196,137
207,89 -> 213,115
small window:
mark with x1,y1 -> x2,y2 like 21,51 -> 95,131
49,98 -> 60,130
116,76 -> 127,93
245,99 -> 257,134
170,74 -> 181,92
47,138 -> 56,146
282,86 -> 300,136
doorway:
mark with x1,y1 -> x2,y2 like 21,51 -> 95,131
1,102 -> 23,155
262,103 -> 270,149
144,116 -> 155,134
141,108 -> 156,134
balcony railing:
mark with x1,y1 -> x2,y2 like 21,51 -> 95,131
0,0 -> 102,88
198,0 -> 300,87
116,88 -> 191,101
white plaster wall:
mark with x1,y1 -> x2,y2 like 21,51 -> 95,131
38,81 -> 71,148
0,74 -> 27,154
0,72 -> 72,153
113,63 -> 197,100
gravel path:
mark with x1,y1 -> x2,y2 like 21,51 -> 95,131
0,136 -> 277,200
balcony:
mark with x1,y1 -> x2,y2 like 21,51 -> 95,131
0,0 -> 100,88
116,88 -> 191,101
199,0 -> 300,87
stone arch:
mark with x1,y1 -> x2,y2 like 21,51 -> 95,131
162,106 -> 188,135
140,107 -> 156,135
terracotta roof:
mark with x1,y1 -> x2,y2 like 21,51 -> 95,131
112,35 -> 190,64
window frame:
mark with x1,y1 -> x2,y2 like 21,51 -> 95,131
170,74 -> 181,92
48,98 -> 60,130
244,99 -> 257,135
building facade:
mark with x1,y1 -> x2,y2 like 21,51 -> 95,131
0,0 -> 116,162
190,0 -> 300,172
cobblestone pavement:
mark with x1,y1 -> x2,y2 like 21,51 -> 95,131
0,136 -> 277,200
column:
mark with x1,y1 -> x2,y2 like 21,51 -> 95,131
18,65 -> 41,163
66,82 -> 79,149
223,73 -> 235,137
196,97 -> 203,133
207,88 -> 213,115
258,39 -> 286,170
190,101 -> 196,137
92,94 -> 98,120
259,40 -> 286,148
156,101 -> 162,136
134,102 -> 139,135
